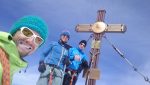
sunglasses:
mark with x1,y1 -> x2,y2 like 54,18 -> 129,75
62,34 -> 70,39
20,27 -> 43,45
80,43 -> 86,47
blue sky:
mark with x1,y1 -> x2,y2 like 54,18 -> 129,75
0,0 -> 150,85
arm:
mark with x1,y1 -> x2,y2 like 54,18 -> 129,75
81,54 -> 89,69
38,45 -> 52,73
38,42 -> 54,73
69,48 -> 80,61
40,43 -> 54,61
77,54 -> 89,73
68,48 -> 75,60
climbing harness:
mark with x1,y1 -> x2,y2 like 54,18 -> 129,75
0,48 -> 10,85
49,46 -> 66,85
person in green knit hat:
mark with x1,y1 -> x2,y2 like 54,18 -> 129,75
0,15 -> 48,85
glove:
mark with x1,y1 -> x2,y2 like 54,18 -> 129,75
77,65 -> 83,73
38,61 -> 46,73
77,60 -> 89,73
81,60 -> 89,69
63,56 -> 71,66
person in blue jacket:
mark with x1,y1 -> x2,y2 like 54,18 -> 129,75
63,40 -> 89,85
36,31 -> 71,85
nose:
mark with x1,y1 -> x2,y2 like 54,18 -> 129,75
64,35 -> 69,40
25,38 -> 35,49
26,37 -> 34,43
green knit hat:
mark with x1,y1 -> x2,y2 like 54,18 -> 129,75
10,15 -> 48,45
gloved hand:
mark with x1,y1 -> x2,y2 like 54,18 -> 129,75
77,65 -> 83,73
38,61 -> 46,73
81,60 -> 89,69
77,60 -> 89,73
63,56 -> 71,66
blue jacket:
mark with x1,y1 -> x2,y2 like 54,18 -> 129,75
40,41 -> 68,70
67,47 -> 88,70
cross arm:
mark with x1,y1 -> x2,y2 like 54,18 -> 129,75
75,24 -> 93,32
75,24 -> 127,33
106,24 -> 127,33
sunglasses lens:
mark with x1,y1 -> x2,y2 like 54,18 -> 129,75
63,34 -> 69,38
80,43 -> 85,47
22,28 -> 33,37
21,27 -> 43,45
35,36 -> 43,45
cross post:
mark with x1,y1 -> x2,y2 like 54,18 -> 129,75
75,9 -> 127,85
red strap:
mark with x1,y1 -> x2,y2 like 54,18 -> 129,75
49,71 -> 53,85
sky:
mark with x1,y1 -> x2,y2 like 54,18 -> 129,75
0,0 -> 150,85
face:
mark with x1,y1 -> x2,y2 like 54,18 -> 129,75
79,43 -> 86,50
12,27 -> 43,57
60,35 -> 69,43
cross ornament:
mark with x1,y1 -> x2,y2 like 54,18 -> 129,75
75,10 -> 126,85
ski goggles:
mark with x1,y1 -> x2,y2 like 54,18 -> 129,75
20,27 -> 43,45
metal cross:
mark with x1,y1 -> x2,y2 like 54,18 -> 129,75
75,9 -> 126,85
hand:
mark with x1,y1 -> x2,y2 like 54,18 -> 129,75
77,60 -> 89,73
81,60 -> 89,68
74,55 -> 81,61
38,61 -> 46,73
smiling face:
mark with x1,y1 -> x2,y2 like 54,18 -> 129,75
12,27 -> 42,58
60,34 -> 69,43
79,43 -> 86,50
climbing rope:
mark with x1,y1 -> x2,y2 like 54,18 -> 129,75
0,48 -> 10,85
103,35 -> 150,84
86,34 -> 94,42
